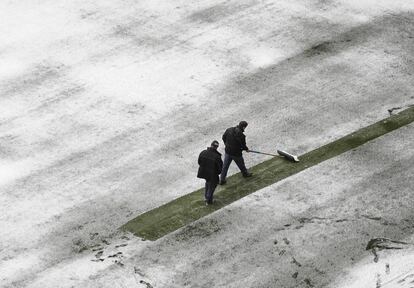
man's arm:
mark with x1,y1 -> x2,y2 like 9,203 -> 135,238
240,133 -> 249,151
198,151 -> 205,165
217,157 -> 223,174
222,129 -> 228,144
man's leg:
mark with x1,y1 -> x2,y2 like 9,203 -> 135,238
220,153 -> 232,184
204,181 -> 209,202
209,181 -> 218,203
233,155 -> 251,177
205,181 -> 217,204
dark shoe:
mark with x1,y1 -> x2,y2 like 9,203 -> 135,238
219,179 -> 227,185
205,200 -> 213,205
243,172 -> 253,178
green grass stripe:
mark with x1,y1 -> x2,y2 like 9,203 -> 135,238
122,106 -> 414,240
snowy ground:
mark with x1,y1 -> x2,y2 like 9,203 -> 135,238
1,0 -> 414,287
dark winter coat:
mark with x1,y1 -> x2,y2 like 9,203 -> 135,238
222,126 -> 249,156
197,147 -> 223,183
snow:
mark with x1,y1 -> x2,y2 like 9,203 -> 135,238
331,248 -> 414,288
1,0 -> 414,287
0,251 -> 42,283
244,46 -> 287,69
0,159 -> 36,187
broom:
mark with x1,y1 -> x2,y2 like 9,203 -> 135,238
248,149 -> 299,162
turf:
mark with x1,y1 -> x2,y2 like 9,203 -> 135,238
122,106 -> 414,241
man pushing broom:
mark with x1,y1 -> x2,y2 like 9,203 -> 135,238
219,121 -> 253,185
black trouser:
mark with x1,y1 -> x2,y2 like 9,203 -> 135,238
205,181 -> 218,203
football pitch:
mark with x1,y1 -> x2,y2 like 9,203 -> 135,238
1,1 -> 414,287
123,106 -> 414,241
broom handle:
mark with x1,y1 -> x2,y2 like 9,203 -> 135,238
248,150 -> 281,157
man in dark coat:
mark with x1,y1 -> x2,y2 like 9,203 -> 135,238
220,121 -> 252,185
197,140 -> 223,205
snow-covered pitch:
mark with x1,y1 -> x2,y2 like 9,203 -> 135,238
1,1 -> 414,287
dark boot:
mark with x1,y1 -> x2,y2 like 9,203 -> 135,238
243,172 -> 253,178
